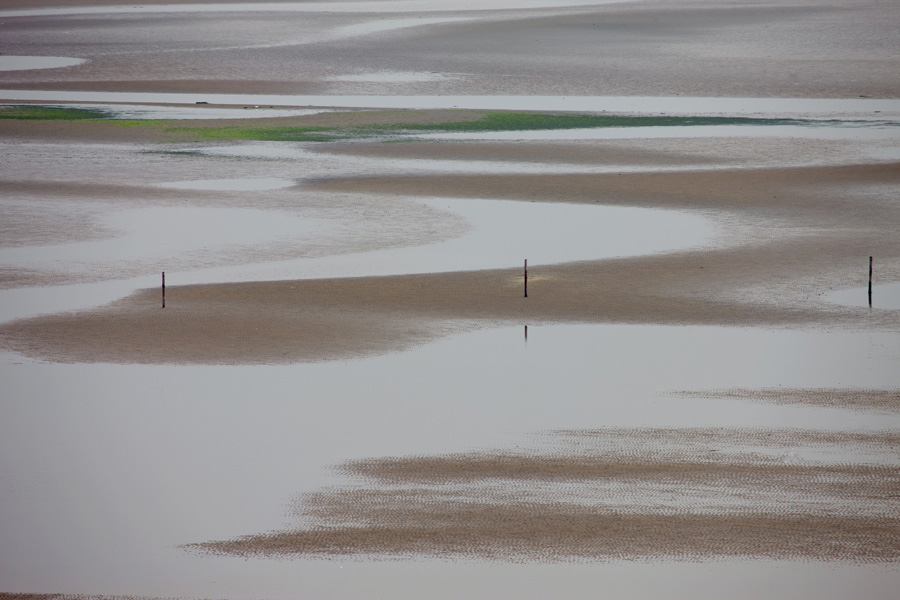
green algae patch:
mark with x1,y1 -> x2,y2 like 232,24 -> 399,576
0,105 -> 109,120
168,124 -> 343,142
159,112 -> 815,143
5,106 -> 889,144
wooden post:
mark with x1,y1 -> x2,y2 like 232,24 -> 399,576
524,325 -> 528,341
162,271 -> 166,309
524,259 -> 528,298
869,256 -> 873,307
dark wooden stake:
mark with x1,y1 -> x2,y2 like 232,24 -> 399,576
162,271 -> 166,309
868,256 -> 873,308
525,325 -> 528,341
524,259 -> 528,298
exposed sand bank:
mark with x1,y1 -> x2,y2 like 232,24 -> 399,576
192,427 -> 900,561
1,0 -> 898,98
3,159 -> 898,364
677,388 -> 900,413
2,0 -> 900,595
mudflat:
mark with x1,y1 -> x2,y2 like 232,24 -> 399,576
2,0 -> 900,594
2,155 -> 898,363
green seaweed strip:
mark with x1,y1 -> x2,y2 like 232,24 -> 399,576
0,105 -> 109,120
163,112 -> 818,142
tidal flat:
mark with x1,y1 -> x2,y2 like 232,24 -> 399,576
1,0 -> 900,598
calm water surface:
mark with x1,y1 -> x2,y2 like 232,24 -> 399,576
1,323 -> 898,597
2,90 -> 899,116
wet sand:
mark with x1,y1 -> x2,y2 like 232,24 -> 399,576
2,159 -> 899,363
2,0 -> 900,595
677,388 -> 900,413
193,427 -> 900,561
1,0 -> 898,98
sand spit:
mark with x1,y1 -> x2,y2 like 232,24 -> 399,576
677,388 -> 900,413
191,428 -> 900,561
0,252 -> 886,365
2,159 -> 899,364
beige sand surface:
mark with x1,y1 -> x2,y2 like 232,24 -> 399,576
193,427 -> 900,561
677,388 -> 900,413
3,158 -> 897,364
2,0 -> 899,588
1,0 -> 898,98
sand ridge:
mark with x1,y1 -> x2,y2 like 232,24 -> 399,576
2,157 -> 898,364
191,427 -> 900,561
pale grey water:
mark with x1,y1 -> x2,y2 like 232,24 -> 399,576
1,97 -> 899,597
0,0 -> 637,18
0,196 -> 710,322
2,90 -> 899,116
2,0 -> 900,595
829,282 -> 900,310
35,103 -> 332,120
1,323 -> 898,597
0,56 -> 85,71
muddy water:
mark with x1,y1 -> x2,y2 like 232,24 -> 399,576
1,112 -> 898,598
0,324 -> 898,596
2,0 -> 900,595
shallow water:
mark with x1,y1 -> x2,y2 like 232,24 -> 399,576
326,71 -> 453,83
0,56 -> 85,71
156,177 -> 297,191
0,323 -> 898,597
0,204 -> 326,268
829,281 -> 900,310
58,103 -> 331,120
0,0 -> 636,18
2,90 -> 898,116
188,197 -> 710,282
2,0 -> 899,595
0,196 -> 710,322
420,123 -> 900,142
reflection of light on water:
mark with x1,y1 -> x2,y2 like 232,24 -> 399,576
0,0 -> 637,17
2,90 -> 899,116
420,124 -> 900,142
828,282 -> 900,310
0,324 -> 898,595
177,197 -> 712,284
0,198 -> 710,323
62,103 -> 331,120
156,177 -> 296,191
326,71 -> 452,83
336,17 -> 473,38
0,56 -> 85,71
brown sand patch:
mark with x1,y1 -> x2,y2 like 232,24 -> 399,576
0,243 -> 891,365
676,388 -> 900,413
200,508 -> 900,562
307,162 -> 900,219
191,428 -> 900,561
4,159 -> 900,363
318,140 -> 719,167
2,0 -> 898,98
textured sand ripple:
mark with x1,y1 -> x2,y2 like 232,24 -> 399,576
191,428 -> 900,562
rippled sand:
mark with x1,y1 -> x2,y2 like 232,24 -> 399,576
192,427 -> 900,561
